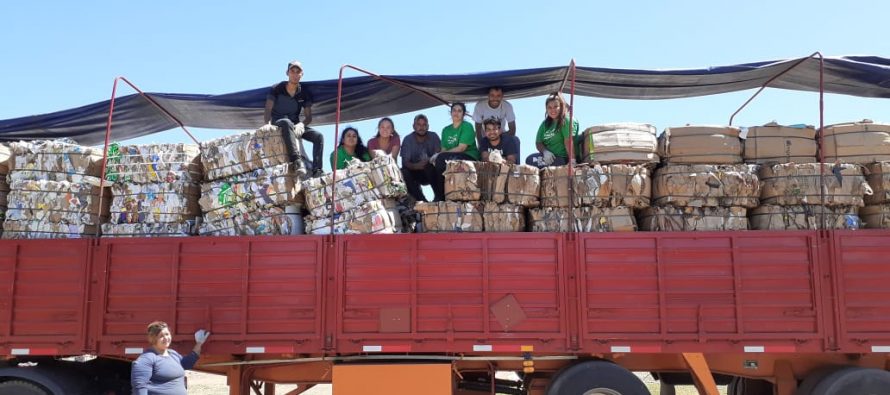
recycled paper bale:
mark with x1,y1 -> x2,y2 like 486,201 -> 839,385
0,143 -> 10,174
528,206 -> 636,232
361,154 -> 407,199
101,222 -> 194,237
200,125 -> 290,181
9,140 -> 103,182
575,164 -> 651,208
658,125 -> 743,164
505,164 -> 540,207
415,201 -> 483,232
820,120 -> 890,164
302,164 -> 376,218
865,162 -> 890,205
1,221 -> 97,239
638,206 -> 748,231
4,180 -> 109,225
750,205 -> 861,230
110,183 -> 200,225
760,163 -> 872,207
579,123 -> 659,164
104,143 -> 202,184
652,164 -> 760,208
482,202 -> 525,232
305,199 -> 396,235
199,206 -> 297,236
443,160 -> 481,201
744,123 -> 817,164
476,162 -> 509,203
861,205 -> 890,229
200,164 -> 301,223
540,166 -> 572,207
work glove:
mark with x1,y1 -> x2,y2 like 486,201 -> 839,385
293,122 -> 305,139
429,152 -> 441,165
194,329 -> 211,344
542,150 -> 555,165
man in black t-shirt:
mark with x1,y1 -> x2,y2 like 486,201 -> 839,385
263,60 -> 325,177
479,118 -> 520,164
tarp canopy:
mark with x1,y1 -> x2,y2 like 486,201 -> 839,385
2,55 -> 889,145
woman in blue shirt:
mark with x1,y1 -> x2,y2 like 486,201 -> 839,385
131,321 -> 210,395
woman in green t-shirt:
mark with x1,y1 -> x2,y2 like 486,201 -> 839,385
330,126 -> 371,170
429,102 -> 480,200
526,93 -> 579,168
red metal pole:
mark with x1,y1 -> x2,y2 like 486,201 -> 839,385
96,77 -> 121,236
117,77 -> 200,145
728,53 -> 821,126
567,59 -> 577,233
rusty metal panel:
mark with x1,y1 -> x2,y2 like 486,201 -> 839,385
832,230 -> 890,352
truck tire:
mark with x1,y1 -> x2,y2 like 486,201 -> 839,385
728,377 -> 774,395
806,367 -> 890,395
545,360 -> 649,395
0,380 -> 50,395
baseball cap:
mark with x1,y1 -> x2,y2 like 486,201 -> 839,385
288,60 -> 303,71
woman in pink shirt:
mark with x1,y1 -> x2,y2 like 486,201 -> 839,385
367,117 -> 401,162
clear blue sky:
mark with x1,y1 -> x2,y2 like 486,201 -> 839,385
2,1 -> 888,171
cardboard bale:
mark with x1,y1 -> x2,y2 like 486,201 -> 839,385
361,155 -> 407,199
9,140 -> 104,182
865,162 -> 890,205
415,201 -> 483,233
820,120 -> 890,164
305,199 -> 395,235
528,206 -> 636,232
540,166 -> 572,208
105,143 -> 202,184
653,164 -> 760,208
575,164 -> 651,208
200,125 -> 290,181
744,123 -> 817,164
750,205 -> 861,230
638,206 -> 748,231
579,123 -> 659,164
760,163 -> 872,207
476,162 -> 509,203
101,222 -> 194,237
482,202 -> 525,232
443,160 -> 481,201
0,143 -> 10,174
5,180 -> 109,225
861,205 -> 890,229
505,164 -> 540,207
199,206 -> 297,236
1,221 -> 97,239
200,163 -> 300,223
110,182 -> 199,225
658,125 -> 743,164
302,164 -> 376,218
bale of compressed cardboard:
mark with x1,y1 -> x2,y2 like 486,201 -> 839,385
101,223 -> 194,237
820,120 -> 890,164
860,205 -> 890,229
200,163 -> 301,224
2,179 -> 110,239
865,162 -> 890,205
415,201 -> 483,233
638,206 -> 748,231
760,163 -> 872,207
579,123 -> 659,164
749,205 -> 861,230
200,125 -> 290,181
302,156 -> 405,218
9,140 -> 104,182
105,143 -> 202,184
575,164 -> 651,208
198,206 -> 297,236
744,123 -> 817,164
305,199 -> 396,235
443,160 -> 481,201
528,206 -> 636,232
652,164 -> 760,208
505,164 -> 540,207
482,202 -> 525,232
658,125 -> 742,164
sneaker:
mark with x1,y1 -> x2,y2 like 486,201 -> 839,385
311,168 -> 325,178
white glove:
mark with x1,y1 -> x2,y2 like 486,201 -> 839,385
542,150 -> 555,165
194,329 -> 211,344
429,152 -> 441,164
293,122 -> 305,139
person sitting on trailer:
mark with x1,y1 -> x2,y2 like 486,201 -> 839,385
367,117 -> 401,161
430,102 -> 481,200
473,86 -> 517,149
330,126 -> 371,170
525,93 -> 580,168
263,60 -> 325,178
400,114 -> 443,202
479,118 -> 520,164
131,321 -> 210,395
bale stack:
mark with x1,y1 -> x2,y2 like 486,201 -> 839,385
752,163 -> 871,230
198,126 -> 303,236
744,123 -> 817,164
415,201 -> 484,232
101,143 -> 202,237
658,125 -> 743,164
440,160 -> 539,232
860,162 -> 890,229
302,155 -> 405,235
579,123 -> 659,164
0,144 -> 10,233
3,140 -> 108,239
820,120 -> 890,164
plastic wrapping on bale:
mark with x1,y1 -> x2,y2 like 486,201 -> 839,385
860,205 -> 890,229
101,222 -> 194,237
199,207 -> 296,236
750,205 -> 860,230
528,206 -> 636,232
658,125 -> 743,164
104,143 -> 202,184
200,125 -> 289,181
638,206 -> 748,231
302,164 -> 376,218
820,120 -> 890,164
865,162 -> 890,205
9,140 -> 103,182
110,183 -> 200,224
579,123 -> 659,164
5,180 -> 109,225
652,164 -> 760,208
2,221 -> 96,239
305,199 -> 396,235
760,163 -> 872,207
482,202 -> 525,232
200,164 -> 301,223
505,164 -> 540,207
443,160 -> 481,201
575,164 -> 652,208
744,123 -> 817,164
415,201 -> 483,232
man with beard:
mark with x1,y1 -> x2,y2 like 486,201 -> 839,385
400,114 -> 443,202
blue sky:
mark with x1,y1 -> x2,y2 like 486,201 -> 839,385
2,1 -> 888,171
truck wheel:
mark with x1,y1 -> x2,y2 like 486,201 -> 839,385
0,380 -> 50,395
806,367 -> 890,395
545,360 -> 649,395
728,376 -> 774,395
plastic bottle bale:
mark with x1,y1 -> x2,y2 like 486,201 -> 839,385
9,140 -> 104,183
749,205 -> 860,230
505,164 -> 540,207
101,222 -> 194,237
540,165 -> 572,208
820,120 -> 890,164
443,160 -> 481,201
200,125 -> 290,181
759,163 -> 872,207
657,125 -> 743,164
638,206 -> 748,231
575,164 -> 651,208
482,202 -> 525,232
860,205 -> 890,229
475,162 -> 508,203
198,206 -> 296,236
415,201 -> 483,233
744,123 -> 817,164
301,164 -> 376,218
528,206 -> 636,232
865,162 -> 890,205
652,164 -> 760,208
579,123 -> 659,164
200,163 -> 302,223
